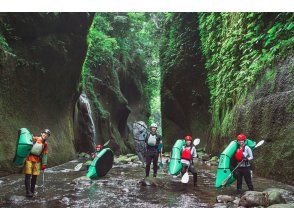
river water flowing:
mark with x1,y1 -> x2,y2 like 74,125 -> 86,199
0,159 -> 293,208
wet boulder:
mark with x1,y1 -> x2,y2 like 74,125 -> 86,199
210,156 -> 218,166
233,197 -> 240,205
113,157 -> 121,165
263,188 -> 286,205
216,195 -> 234,203
78,152 -> 91,159
201,153 -> 211,161
268,203 -> 294,208
239,191 -> 270,208
210,156 -> 218,162
116,154 -> 139,164
210,161 -> 218,166
77,152 -> 91,164
128,155 -> 139,162
117,155 -> 130,164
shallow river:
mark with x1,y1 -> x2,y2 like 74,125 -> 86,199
0,159 -> 293,208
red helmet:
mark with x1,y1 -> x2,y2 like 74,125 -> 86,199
185,135 -> 193,141
96,145 -> 102,150
237,134 -> 247,141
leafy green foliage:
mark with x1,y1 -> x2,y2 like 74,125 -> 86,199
81,13 -> 163,126
0,34 -> 11,52
129,13 -> 164,129
198,12 -> 294,136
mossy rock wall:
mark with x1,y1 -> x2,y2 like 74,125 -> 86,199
198,13 -> 294,184
0,13 -> 93,175
160,13 -> 211,150
80,13 -> 150,155
160,12 -> 293,183
208,57 -> 294,184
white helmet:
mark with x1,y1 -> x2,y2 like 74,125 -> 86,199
150,123 -> 158,128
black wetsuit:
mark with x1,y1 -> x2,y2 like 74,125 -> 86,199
145,132 -> 161,177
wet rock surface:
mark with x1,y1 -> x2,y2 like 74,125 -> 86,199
264,188 -> 287,205
216,195 -> 234,203
239,191 -> 270,208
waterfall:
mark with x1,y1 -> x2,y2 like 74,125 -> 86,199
74,93 -> 97,152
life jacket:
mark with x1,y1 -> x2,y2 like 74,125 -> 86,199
234,146 -> 245,162
146,133 -> 160,147
181,146 -> 192,160
30,137 -> 46,156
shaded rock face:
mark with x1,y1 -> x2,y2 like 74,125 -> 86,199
239,191 -> 270,208
74,93 -> 96,153
160,13 -> 211,150
118,57 -> 150,124
0,13 -> 93,174
208,57 -> 294,184
85,67 -> 134,155
81,15 -> 150,155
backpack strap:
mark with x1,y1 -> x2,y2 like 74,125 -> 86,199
145,133 -> 150,143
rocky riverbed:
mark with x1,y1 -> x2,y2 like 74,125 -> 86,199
0,155 -> 293,208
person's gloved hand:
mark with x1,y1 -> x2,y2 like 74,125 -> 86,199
41,165 -> 47,170
242,157 -> 249,162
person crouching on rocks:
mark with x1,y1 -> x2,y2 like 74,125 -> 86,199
91,144 -> 103,159
181,135 -> 198,187
144,123 -> 162,178
234,134 -> 254,193
23,129 -> 51,197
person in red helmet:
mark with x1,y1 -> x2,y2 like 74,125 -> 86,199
180,135 -> 198,187
91,144 -> 103,159
234,134 -> 254,193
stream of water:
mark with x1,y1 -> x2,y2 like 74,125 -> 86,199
0,159 -> 293,208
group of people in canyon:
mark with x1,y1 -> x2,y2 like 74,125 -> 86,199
21,124 -> 254,198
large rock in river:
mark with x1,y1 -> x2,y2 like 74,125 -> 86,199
239,191 -> 270,208
263,188 -> 286,205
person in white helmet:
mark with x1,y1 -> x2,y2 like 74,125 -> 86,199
144,123 -> 162,178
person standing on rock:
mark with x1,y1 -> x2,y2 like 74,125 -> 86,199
234,134 -> 254,193
181,135 -> 198,187
23,129 -> 51,197
144,123 -> 162,178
